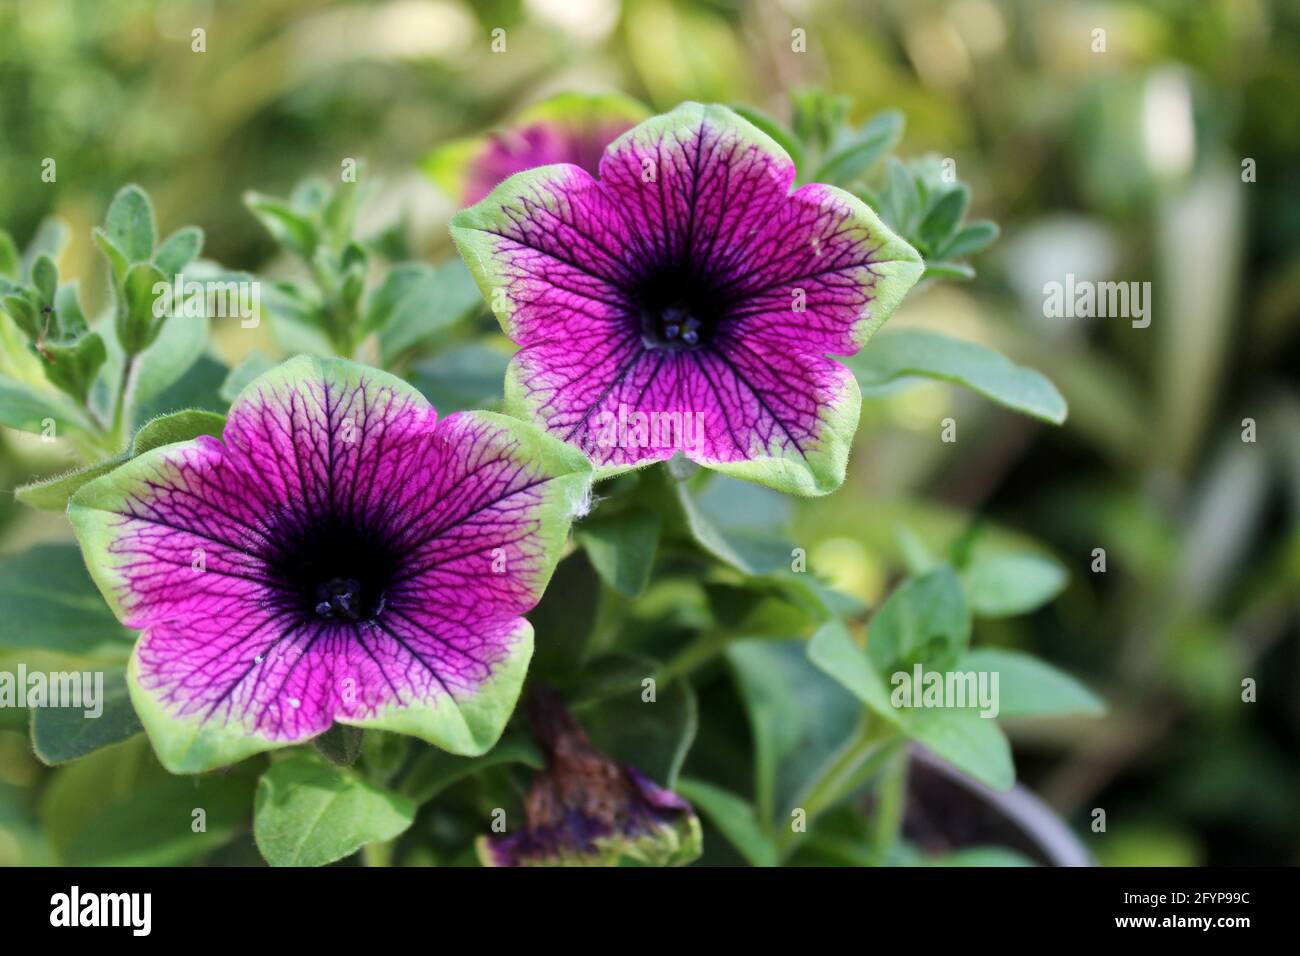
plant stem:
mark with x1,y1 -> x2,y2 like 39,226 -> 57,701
866,747 -> 909,865
778,715 -> 901,859
109,353 -> 136,449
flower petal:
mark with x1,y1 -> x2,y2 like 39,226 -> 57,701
457,92 -> 649,205
69,356 -> 591,772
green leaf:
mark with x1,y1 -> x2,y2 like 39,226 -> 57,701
31,254 -> 58,306
729,639 -> 863,823
674,477 -> 791,575
576,508 -> 660,597
254,753 -> 415,867
244,192 -> 317,260
118,262 -> 167,354
312,724 -> 364,767
906,707 -> 1014,790
847,328 -> 1068,424
40,737 -> 259,865
807,620 -> 1014,790
30,667 -> 143,764
399,734 -> 541,805
813,110 -> 903,185
918,184 -> 970,251
675,778 -> 779,867
372,260 -> 482,362
959,648 -> 1104,718
407,342 -> 509,414
867,567 -> 970,674
19,403 -> 226,520
576,677 -> 698,789
40,332 -> 106,405
0,544 -> 129,654
939,220 -> 999,259
883,157 -> 919,234
103,185 -> 156,263
20,218 -> 70,279
961,553 -> 1067,617
219,350 -> 276,402
727,641 -> 805,826
921,260 -> 977,282
132,408 -> 225,452
0,374 -> 88,436
92,228 -> 130,284
154,226 -> 204,276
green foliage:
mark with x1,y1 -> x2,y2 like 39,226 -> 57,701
253,753 -> 415,867
0,84 -> 1103,870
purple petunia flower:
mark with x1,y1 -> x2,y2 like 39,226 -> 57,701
478,689 -> 701,867
427,92 -> 649,207
451,102 -> 924,496
68,356 -> 592,773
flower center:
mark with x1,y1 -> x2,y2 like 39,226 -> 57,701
633,266 -> 728,351
266,515 -> 399,623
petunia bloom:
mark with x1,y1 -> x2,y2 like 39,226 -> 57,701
69,356 -> 592,773
427,92 -> 649,207
451,102 -> 924,496
478,689 -> 701,867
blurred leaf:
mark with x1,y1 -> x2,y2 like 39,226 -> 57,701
15,457 -> 121,511
577,508 -> 660,597
244,192 -> 317,260
961,553 -> 1067,617
960,648 -> 1104,718
939,220 -> 999,259
13,408 -> 220,512
577,677 -> 697,788
867,567 -> 970,674
30,667 -> 142,764
529,550 -> 602,677
728,638 -> 861,821
921,260 -> 976,282
20,219 -> 70,279
807,620 -> 1013,790
311,724 -> 364,767
727,641 -> 804,826
918,184 -> 970,252
400,734 -> 541,806
153,226 -> 204,276
0,544 -> 128,654
0,374 -> 88,436
0,229 -> 18,280
848,329 -> 1068,424
813,110 -> 903,185
118,262 -> 167,354
254,753 -> 415,867
675,777 -> 778,866
40,737 -> 257,865
103,185 -> 156,264
373,260 -> 481,362
219,350 -> 276,403
407,343 -> 509,414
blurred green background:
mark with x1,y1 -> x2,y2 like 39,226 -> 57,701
1,0 -> 1297,866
